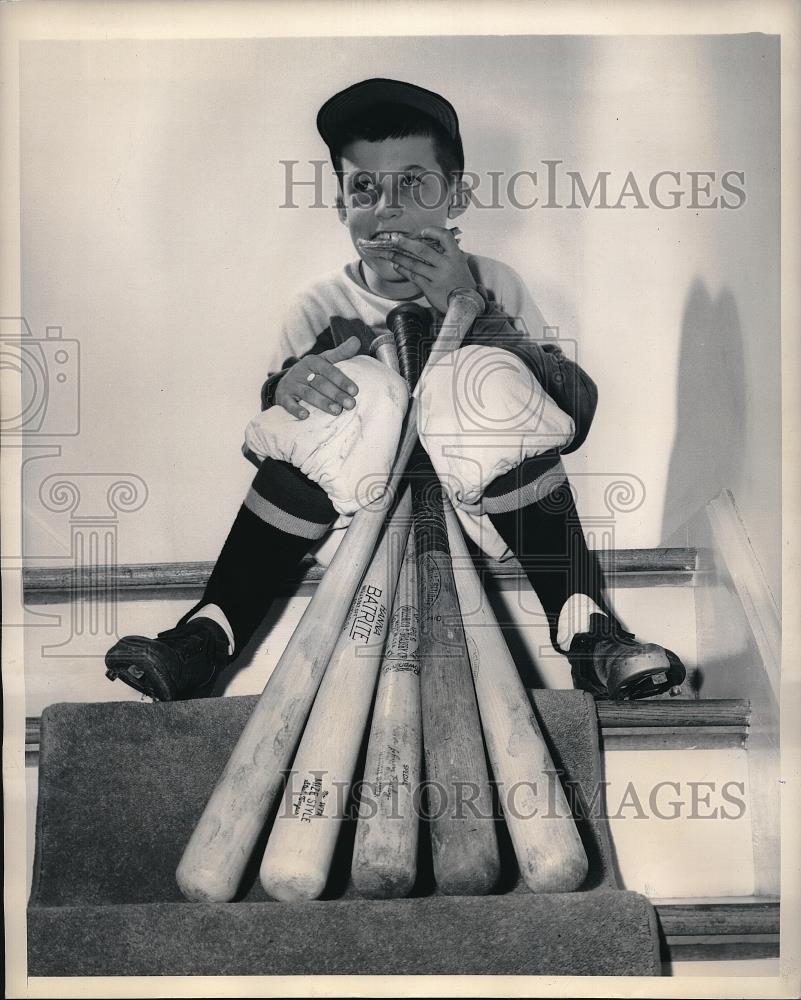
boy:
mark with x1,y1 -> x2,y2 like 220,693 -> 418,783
105,78 -> 685,702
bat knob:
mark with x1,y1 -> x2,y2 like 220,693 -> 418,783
446,286 -> 486,315
369,331 -> 396,357
386,302 -> 431,334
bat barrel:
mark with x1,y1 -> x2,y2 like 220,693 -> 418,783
351,530 -> 423,898
443,500 -> 589,891
259,491 -> 414,901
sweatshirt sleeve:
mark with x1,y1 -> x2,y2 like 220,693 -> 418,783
466,256 -> 598,454
260,293 -> 334,410
260,297 -> 378,411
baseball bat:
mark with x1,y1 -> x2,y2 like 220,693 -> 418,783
176,287 -> 485,902
350,526 -> 423,898
260,329 -> 427,901
259,485 -> 413,901
390,302 -> 501,896
444,500 -> 589,891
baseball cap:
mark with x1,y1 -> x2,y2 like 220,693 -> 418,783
317,78 -> 464,172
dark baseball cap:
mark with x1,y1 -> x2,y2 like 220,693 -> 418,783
317,78 -> 464,172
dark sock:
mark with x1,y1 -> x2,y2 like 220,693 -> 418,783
179,458 -> 337,653
487,479 -> 618,648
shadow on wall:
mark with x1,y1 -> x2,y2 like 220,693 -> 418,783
661,278 -> 746,544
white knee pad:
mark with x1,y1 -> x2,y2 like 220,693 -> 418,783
244,355 -> 408,516
417,344 -> 575,507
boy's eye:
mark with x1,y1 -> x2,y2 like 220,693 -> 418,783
400,173 -> 422,189
352,174 -> 375,193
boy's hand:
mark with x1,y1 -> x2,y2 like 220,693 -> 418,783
372,227 -> 477,313
275,335 -> 361,420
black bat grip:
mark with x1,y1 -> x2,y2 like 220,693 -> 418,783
386,304 -> 450,563
386,303 -> 431,390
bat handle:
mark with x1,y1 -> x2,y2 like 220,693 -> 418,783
447,285 -> 485,313
370,334 -> 401,375
385,287 -> 485,389
404,287 -> 484,394
438,286 -> 485,349
385,304 -> 429,385
368,287 -> 484,501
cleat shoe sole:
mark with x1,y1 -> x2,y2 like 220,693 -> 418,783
570,617 -> 687,701
606,646 -> 685,700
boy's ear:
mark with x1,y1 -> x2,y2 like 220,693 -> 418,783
447,177 -> 470,220
336,193 -> 348,226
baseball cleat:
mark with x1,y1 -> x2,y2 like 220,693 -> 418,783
567,613 -> 686,700
104,617 -> 230,702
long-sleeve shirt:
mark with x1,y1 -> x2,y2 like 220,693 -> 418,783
259,253 -> 597,457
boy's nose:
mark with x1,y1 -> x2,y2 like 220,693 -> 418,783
374,185 -> 403,219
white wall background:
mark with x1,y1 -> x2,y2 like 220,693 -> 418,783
19,34 -> 780,599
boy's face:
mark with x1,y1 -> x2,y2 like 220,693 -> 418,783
337,133 -> 465,294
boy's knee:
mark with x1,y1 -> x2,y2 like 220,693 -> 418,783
243,355 -> 408,515
417,344 -> 575,506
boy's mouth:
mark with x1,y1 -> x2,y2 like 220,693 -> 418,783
357,232 -> 425,259
365,231 -> 413,242
358,229 -> 461,254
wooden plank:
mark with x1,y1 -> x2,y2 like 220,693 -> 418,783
599,548 -> 697,574
655,900 -> 779,936
600,701 -> 750,749
706,492 -> 780,701
656,899 -> 780,962
597,699 -> 750,729
24,696 -> 750,764
601,729 -> 747,751
665,937 -> 780,961
22,547 -> 698,604
690,495 -> 780,896
604,725 -> 747,739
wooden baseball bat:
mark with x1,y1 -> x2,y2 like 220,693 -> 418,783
350,527 -> 423,898
260,327 -> 430,901
390,302 -> 501,896
176,288 -> 485,902
444,500 -> 589,891
259,486 -> 413,901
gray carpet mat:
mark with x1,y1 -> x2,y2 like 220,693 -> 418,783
29,894 -> 660,976
28,690 -> 661,976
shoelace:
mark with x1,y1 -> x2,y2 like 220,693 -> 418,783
157,627 -> 219,688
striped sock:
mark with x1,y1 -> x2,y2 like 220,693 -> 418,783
486,464 -> 619,649
181,458 -> 337,654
